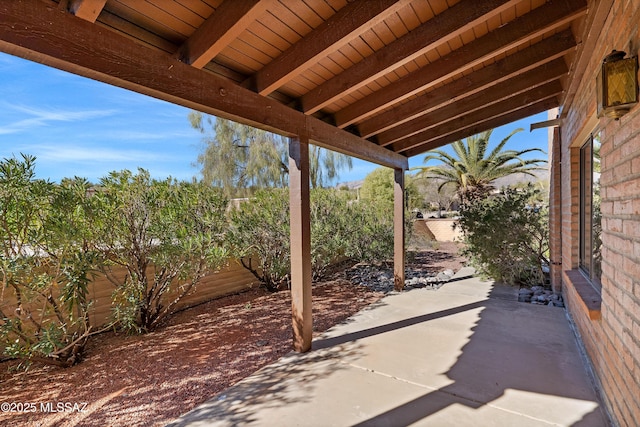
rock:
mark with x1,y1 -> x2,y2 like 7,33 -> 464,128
436,271 -> 453,281
519,288 -> 533,295
346,262 -> 461,294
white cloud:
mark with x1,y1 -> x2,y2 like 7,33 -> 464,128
9,104 -> 117,122
30,144 -> 174,163
0,103 -> 117,135
96,129 -> 196,142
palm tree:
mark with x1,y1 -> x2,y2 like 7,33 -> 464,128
415,128 -> 546,203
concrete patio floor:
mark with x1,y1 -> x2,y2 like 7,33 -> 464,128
168,269 -> 610,426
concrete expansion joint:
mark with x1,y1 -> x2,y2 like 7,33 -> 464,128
343,362 -> 561,426
342,361 -> 437,392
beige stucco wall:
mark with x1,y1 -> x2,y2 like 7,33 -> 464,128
420,219 -> 462,242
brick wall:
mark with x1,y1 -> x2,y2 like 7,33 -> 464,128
559,1 -> 640,425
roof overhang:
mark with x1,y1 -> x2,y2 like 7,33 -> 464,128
0,0 -> 591,169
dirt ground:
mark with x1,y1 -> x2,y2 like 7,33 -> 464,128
0,243 -> 465,427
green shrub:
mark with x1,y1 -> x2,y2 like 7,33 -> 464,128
345,198 -> 395,264
456,186 -> 549,286
230,188 -> 402,290
310,188 -> 353,279
228,189 -> 291,292
92,169 -> 229,332
0,155 -> 99,367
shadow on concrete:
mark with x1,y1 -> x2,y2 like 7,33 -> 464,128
313,300 -> 485,351
168,277 -> 609,426
348,282 -> 610,426
166,340 -> 365,426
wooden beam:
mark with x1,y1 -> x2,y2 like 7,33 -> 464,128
560,0 -> 614,118
0,0 -> 407,170
403,99 -> 559,158
358,30 -> 577,138
289,136 -> 312,353
67,0 -> 106,23
394,169 -> 405,292
392,81 -> 564,153
376,59 -> 568,146
300,0 -> 519,114
548,124 -> 562,293
305,116 -> 408,170
174,0 -> 272,69
248,0 -> 407,96
333,0 -> 587,128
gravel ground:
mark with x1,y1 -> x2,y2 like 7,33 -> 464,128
0,243 -> 465,427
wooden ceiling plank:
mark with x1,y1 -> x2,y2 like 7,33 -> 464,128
68,0 -> 106,23
377,59 -> 568,146
113,0 -> 196,37
301,0 -> 520,114
391,81 -> 563,153
358,29 -> 576,138
396,2 -> 421,31
248,0 -> 408,96
305,0 -> 335,20
0,0 -> 407,170
560,0 -> 614,118
333,0 -> 586,128
98,9 -> 178,53
403,99 -> 558,157
173,0 -> 216,20
175,0 -> 273,69
283,1 -> 323,29
268,1 -> 314,37
105,1 -> 186,44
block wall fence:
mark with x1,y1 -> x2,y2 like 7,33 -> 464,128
558,1 -> 640,424
1,259 -> 258,330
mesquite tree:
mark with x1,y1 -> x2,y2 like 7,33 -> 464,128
189,113 -> 353,195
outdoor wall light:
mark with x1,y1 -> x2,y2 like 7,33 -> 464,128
597,50 -> 639,119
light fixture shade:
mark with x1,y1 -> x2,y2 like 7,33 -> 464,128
597,50 -> 639,119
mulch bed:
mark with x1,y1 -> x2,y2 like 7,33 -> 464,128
0,243 -> 465,427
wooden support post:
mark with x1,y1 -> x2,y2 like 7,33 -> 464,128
549,124 -> 563,293
289,136 -> 312,352
394,168 -> 406,291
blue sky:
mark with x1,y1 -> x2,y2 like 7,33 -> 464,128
0,52 -> 550,184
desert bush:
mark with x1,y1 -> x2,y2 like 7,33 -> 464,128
456,186 -> 549,286
0,155 -> 100,367
345,198 -> 395,264
228,189 -> 290,292
310,188 -> 353,279
230,188 -> 401,290
92,169 -> 229,332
